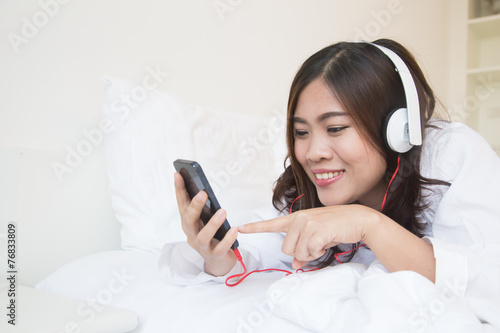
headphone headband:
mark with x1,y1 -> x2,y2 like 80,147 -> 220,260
367,43 -> 422,147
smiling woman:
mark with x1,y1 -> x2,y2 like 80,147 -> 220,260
268,39 -> 452,271
238,41 -> 500,324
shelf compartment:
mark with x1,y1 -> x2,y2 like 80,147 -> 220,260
467,15 -> 500,70
468,0 -> 500,19
468,13 -> 500,36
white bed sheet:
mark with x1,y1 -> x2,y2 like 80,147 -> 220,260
36,249 -> 498,333
35,249 -> 308,333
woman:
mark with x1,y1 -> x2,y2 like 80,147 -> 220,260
167,39 -> 500,326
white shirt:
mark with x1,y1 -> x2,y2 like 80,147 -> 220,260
419,120 -> 500,328
158,120 -> 500,329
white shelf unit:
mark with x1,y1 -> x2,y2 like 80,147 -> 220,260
466,1 -> 500,155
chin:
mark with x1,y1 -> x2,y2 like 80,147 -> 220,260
317,191 -> 345,207
319,199 -> 340,207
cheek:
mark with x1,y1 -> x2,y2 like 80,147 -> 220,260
338,131 -> 383,167
293,141 -> 308,166
334,138 -> 365,164
358,146 -> 387,181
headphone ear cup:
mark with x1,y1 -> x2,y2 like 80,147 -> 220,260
384,108 -> 412,153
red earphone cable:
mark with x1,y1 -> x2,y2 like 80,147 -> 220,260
381,156 -> 400,212
225,249 -> 299,287
290,193 -> 305,214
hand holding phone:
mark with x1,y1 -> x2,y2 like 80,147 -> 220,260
173,159 -> 239,250
173,159 -> 240,276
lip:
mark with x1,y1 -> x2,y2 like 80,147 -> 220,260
311,168 -> 344,188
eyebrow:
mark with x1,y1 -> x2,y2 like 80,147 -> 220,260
293,111 -> 348,124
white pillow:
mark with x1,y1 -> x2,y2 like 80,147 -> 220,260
102,76 -> 287,254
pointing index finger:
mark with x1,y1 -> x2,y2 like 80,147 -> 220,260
238,215 -> 290,234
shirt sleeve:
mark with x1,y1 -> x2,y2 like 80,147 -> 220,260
420,122 -> 500,327
158,241 -> 254,285
157,205 -> 294,285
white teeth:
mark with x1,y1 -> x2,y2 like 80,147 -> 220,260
315,171 -> 343,180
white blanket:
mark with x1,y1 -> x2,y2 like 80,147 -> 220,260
266,262 -> 491,332
36,249 -> 498,333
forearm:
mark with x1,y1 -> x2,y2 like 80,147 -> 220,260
363,212 -> 436,283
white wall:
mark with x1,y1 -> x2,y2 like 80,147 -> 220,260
0,0 -> 453,287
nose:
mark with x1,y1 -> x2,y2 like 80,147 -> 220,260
306,134 -> 334,162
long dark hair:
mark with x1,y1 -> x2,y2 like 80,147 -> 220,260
273,39 -> 450,267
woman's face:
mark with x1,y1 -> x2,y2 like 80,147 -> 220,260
293,78 -> 387,210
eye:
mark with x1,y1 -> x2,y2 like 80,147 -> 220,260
294,129 -> 308,138
327,126 -> 348,134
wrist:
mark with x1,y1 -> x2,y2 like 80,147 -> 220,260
203,254 -> 237,277
360,208 -> 384,245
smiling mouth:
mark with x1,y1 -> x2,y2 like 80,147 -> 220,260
314,170 -> 344,180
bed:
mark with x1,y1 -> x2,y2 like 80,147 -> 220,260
34,77 -> 495,333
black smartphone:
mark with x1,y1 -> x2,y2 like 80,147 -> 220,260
173,159 -> 239,250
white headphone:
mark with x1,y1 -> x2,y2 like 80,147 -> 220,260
366,43 -> 422,153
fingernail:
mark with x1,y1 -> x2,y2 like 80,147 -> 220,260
231,228 -> 238,235
216,209 -> 225,217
